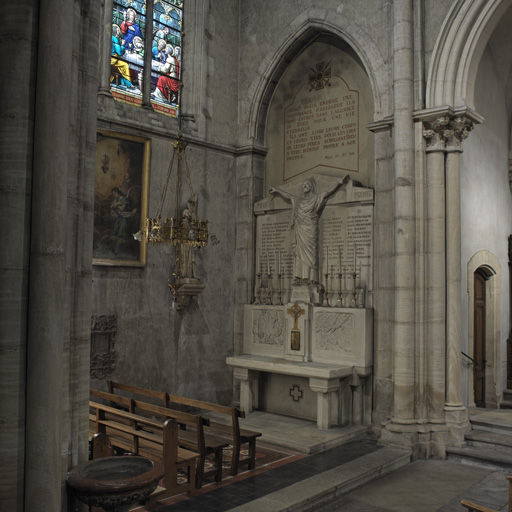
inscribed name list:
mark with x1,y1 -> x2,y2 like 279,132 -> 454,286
284,80 -> 359,180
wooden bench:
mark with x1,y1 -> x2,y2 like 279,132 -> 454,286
91,388 -> 228,488
89,400 -> 198,505
107,380 -> 262,476
461,475 -> 512,512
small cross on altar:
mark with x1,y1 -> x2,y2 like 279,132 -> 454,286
290,385 -> 303,402
287,302 -> 305,330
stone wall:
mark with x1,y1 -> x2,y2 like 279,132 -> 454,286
91,0 -> 240,404
460,40 -> 512,405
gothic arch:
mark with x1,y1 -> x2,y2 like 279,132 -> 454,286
244,10 -> 388,146
427,0 -> 512,110
466,251 -> 502,407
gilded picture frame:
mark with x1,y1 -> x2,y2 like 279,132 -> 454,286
93,130 -> 150,267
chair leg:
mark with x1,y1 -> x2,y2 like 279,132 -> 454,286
248,439 -> 257,470
231,442 -> 240,476
214,449 -> 224,482
195,454 -> 205,490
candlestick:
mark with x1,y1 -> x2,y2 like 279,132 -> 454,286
336,271 -> 343,307
276,273 -> 283,305
322,272 -> 330,307
254,273 -> 262,305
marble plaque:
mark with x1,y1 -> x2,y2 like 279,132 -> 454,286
320,204 -> 373,287
266,41 -> 374,189
256,210 -> 294,280
284,89 -> 359,178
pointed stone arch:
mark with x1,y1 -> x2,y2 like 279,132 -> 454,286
426,0 -> 512,110
467,251 -> 501,408
243,11 -> 388,146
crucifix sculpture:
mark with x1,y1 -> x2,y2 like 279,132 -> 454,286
287,301 -> 305,351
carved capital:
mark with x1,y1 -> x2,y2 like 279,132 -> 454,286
423,115 -> 474,152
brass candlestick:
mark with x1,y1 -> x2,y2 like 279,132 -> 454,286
351,270 -> 358,307
336,272 -> 343,307
276,273 -> 283,305
265,273 -> 273,305
254,273 -> 262,305
322,272 -> 330,307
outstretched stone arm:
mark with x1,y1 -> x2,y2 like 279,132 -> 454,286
325,174 -> 350,198
269,186 -> 293,202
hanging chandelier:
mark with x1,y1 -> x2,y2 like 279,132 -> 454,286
135,15 -> 208,309
145,136 -> 208,249
139,133 -> 208,309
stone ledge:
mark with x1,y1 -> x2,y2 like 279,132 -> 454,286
227,447 -> 411,512
227,354 -> 371,379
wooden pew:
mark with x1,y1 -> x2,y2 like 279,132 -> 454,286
107,380 -> 262,476
461,502 -> 500,512
91,388 -> 228,488
89,400 -> 198,504
461,475 -> 512,512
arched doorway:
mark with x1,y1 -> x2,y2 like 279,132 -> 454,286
467,253 -> 501,408
473,268 -> 487,407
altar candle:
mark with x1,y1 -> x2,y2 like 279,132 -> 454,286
278,250 -> 281,274
326,246 -> 329,273
338,247 -> 342,274
353,244 -> 356,272
267,250 -> 270,275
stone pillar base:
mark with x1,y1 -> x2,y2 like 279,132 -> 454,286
445,405 -> 471,447
381,419 -> 449,460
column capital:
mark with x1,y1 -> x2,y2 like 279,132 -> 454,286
415,106 -> 482,153
422,114 -> 475,153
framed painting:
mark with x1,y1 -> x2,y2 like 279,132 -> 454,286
93,130 -> 150,266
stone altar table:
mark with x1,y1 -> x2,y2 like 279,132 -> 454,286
227,306 -> 373,429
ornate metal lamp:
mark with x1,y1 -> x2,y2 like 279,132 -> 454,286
134,12 -> 208,309
139,133 -> 208,309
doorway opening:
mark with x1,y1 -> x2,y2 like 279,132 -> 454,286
466,252 -> 501,409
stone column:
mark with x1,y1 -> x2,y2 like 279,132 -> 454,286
99,0 -> 114,95
423,120 -> 447,420
391,0 -> 416,422
0,2 -> 39,509
24,0 -> 74,510
444,116 -> 473,445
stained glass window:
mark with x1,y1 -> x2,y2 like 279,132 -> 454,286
150,0 -> 183,116
111,1 -> 146,107
110,0 -> 183,118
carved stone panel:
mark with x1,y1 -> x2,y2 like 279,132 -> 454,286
312,308 -> 373,368
252,309 -> 285,346
90,314 -> 117,380
314,311 -> 355,352
243,305 -> 285,357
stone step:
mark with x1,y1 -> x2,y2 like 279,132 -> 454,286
465,430 -> 512,455
228,447 -> 411,512
470,413 -> 512,436
500,390 -> 512,409
447,445 -> 512,472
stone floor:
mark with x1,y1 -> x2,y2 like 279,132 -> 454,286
132,410 -> 512,511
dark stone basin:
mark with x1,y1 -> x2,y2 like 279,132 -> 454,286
67,456 -> 164,511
